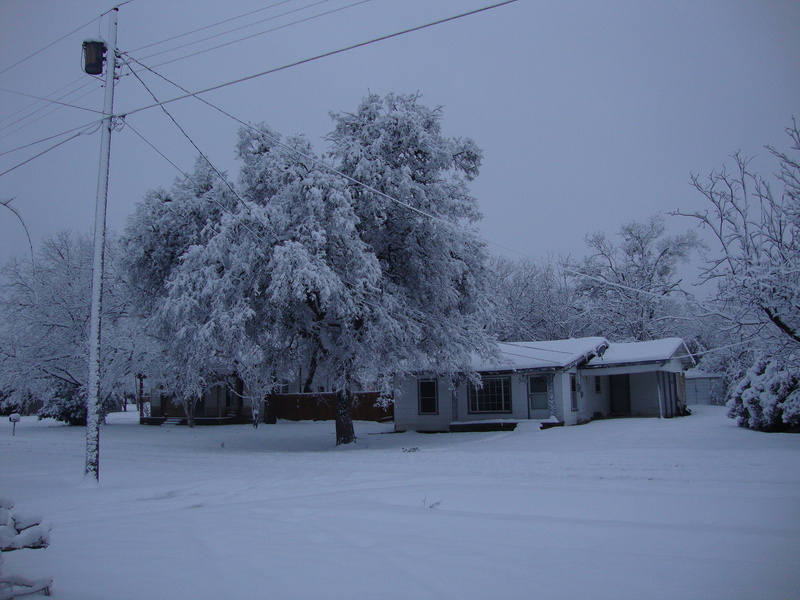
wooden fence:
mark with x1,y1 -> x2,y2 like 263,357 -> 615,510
266,392 -> 393,422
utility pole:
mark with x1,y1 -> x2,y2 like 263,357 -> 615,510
85,7 -> 118,481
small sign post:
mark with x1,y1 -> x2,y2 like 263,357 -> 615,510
9,413 -> 21,436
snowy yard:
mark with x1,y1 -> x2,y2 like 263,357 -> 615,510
1,406 -> 798,600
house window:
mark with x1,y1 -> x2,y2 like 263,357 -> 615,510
469,377 -> 511,413
418,379 -> 438,415
594,376 -> 601,394
528,376 -> 548,410
570,374 -> 579,411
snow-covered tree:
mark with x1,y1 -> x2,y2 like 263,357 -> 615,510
487,256 -> 590,341
123,158 -> 239,427
124,93 -> 496,444
0,232 -> 145,424
676,120 -> 800,429
678,120 -> 800,354
325,92 -> 496,442
568,215 -> 702,342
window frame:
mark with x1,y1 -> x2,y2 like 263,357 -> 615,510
418,379 -> 439,415
468,376 -> 512,414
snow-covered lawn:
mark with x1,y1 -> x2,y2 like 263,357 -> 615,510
1,406 -> 798,600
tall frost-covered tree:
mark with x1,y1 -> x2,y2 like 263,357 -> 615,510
124,157 -> 238,427
124,93 -> 495,444
487,256 -> 590,342
0,232 -> 144,424
325,92 -> 495,441
568,215 -> 701,342
677,120 -> 800,430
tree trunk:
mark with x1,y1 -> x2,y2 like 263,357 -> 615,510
335,389 -> 355,445
184,399 -> 195,428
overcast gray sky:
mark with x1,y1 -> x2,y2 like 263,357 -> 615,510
1,0 -> 798,281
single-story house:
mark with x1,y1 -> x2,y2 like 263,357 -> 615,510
394,336 -> 695,432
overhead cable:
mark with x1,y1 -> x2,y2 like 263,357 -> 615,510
129,54 -> 695,306
0,118 -> 106,156
135,0 -> 337,62
117,0 -> 520,119
0,85 -> 102,142
0,87 -> 106,115
0,124 -> 101,178
130,0 -> 372,72
127,0 -> 297,53
126,66 -> 264,241
0,15 -> 101,75
0,77 -> 94,127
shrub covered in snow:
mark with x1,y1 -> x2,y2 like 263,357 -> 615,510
727,358 -> 800,431
35,383 -> 116,427
0,497 -> 52,599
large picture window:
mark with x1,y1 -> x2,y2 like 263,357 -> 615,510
469,376 -> 511,413
418,379 -> 438,415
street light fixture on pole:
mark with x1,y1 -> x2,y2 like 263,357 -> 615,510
84,7 -> 118,481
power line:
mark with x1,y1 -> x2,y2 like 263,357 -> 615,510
126,67 -> 267,242
0,87 -> 106,115
135,0 -> 337,62
0,15 -> 101,75
0,118 -> 105,156
126,66 -> 245,204
0,85 -> 103,142
123,121 -> 192,179
131,54 -> 696,309
129,0 -> 372,73
117,0 -> 520,119
129,56 -> 445,221
0,123 -> 101,178
127,0 -> 297,53
0,77 -> 94,127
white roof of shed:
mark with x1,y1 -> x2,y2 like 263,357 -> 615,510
472,337 -> 609,372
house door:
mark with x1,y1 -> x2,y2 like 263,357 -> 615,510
610,374 -> 631,415
527,376 -> 550,419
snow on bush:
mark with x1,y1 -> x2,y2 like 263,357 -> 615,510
0,497 -> 52,600
727,358 -> 800,431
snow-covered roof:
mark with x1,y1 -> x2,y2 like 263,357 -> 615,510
472,337 -> 609,372
586,337 -> 694,368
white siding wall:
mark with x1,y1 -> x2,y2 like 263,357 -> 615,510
586,374 -> 611,419
394,377 -> 452,432
567,372 -> 608,425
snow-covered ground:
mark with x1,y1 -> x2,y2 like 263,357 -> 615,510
1,406 -> 798,600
